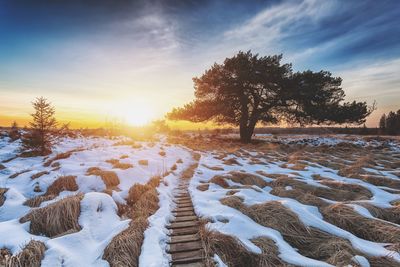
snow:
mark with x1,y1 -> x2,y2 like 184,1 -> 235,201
1,133 -> 399,266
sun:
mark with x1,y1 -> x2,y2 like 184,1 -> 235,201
112,101 -> 156,126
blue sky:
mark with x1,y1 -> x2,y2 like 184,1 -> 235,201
0,0 -> 399,127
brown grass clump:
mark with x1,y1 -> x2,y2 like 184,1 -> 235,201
221,197 -> 359,265
227,171 -> 268,188
45,175 -> 78,195
104,176 -> 160,267
337,155 -> 374,178
197,184 -> 209,191
176,158 -> 183,163
0,163 -> 5,170
202,164 -> 224,171
199,222 -> 289,267
20,195 -> 82,237
359,203 -> 400,225
0,188 -> 8,206
223,157 -> 242,166
31,171 -> 49,179
43,148 -> 84,167
158,150 -> 166,157
359,175 -> 400,190
6,240 -> 46,267
170,164 -> 177,171
106,159 -> 133,170
270,177 -> 371,202
24,194 -> 56,207
209,176 -> 229,188
9,169 -> 31,179
87,168 -> 120,188
138,159 -> 148,166
321,203 -> 400,244
120,155 -> 129,159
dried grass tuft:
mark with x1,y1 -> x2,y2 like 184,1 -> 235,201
227,171 -> 268,188
103,175 -> 160,267
31,171 -> 49,179
24,194 -> 55,208
209,176 -> 229,188
87,168 -> 120,188
9,169 -> 31,179
0,188 -> 8,206
321,203 -> 400,244
138,160 -> 148,166
45,175 -> 78,195
20,195 -> 82,237
6,240 -> 46,267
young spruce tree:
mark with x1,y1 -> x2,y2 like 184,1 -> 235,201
22,97 -> 58,155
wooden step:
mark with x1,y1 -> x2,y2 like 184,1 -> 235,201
171,250 -> 204,263
173,262 -> 204,267
175,198 -> 192,203
169,234 -> 200,244
176,203 -> 193,208
170,226 -> 198,236
174,207 -> 194,212
167,221 -> 199,229
173,216 -> 197,223
174,211 -> 196,217
168,241 -> 202,253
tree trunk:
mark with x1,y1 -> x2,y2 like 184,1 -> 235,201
239,125 -> 254,143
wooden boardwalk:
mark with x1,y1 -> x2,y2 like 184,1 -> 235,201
167,179 -> 205,267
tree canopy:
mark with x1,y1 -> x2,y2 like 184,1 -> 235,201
168,51 -> 373,142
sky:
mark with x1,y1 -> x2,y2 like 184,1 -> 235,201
0,0 -> 399,128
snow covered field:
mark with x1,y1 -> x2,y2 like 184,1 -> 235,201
1,133 -> 400,266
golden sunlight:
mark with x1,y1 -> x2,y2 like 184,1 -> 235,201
112,101 -> 156,126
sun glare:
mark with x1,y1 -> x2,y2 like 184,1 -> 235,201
112,101 -> 156,126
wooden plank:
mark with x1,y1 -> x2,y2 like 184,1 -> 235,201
173,216 -> 197,223
171,250 -> 203,262
170,226 -> 198,235
169,234 -> 200,244
176,203 -> 193,208
167,221 -> 199,229
168,241 -> 202,253
173,262 -> 204,267
174,211 -> 196,217
174,207 -> 194,212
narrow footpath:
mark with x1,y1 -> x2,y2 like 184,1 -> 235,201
167,173 -> 205,266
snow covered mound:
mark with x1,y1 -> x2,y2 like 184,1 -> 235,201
0,135 -> 191,266
187,136 -> 400,266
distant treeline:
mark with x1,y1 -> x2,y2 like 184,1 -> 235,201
379,110 -> 400,135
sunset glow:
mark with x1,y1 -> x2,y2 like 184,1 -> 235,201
0,0 -> 399,128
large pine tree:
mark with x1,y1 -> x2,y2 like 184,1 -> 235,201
168,51 -> 373,143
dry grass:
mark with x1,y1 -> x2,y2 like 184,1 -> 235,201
158,150 -> 166,157
106,158 -> 133,170
223,158 -> 242,166
269,177 -> 372,202
5,240 -> 46,267
321,203 -> 400,244
45,175 -> 78,195
24,194 -> 56,207
31,171 -> 49,179
202,164 -> 224,171
199,221 -> 289,267
86,167 -> 120,188
358,203 -> 400,225
337,155 -> 374,178
9,169 -> 31,179
0,188 -> 8,206
0,163 -> 5,170
170,164 -> 177,171
220,196 -> 360,265
227,171 -> 268,188
138,159 -> 148,166
209,176 -> 229,188
43,148 -> 84,167
20,195 -> 82,237
176,158 -> 183,163
103,176 -> 160,267
197,183 -> 209,191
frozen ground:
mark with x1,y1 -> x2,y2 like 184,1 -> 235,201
1,133 -> 400,266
